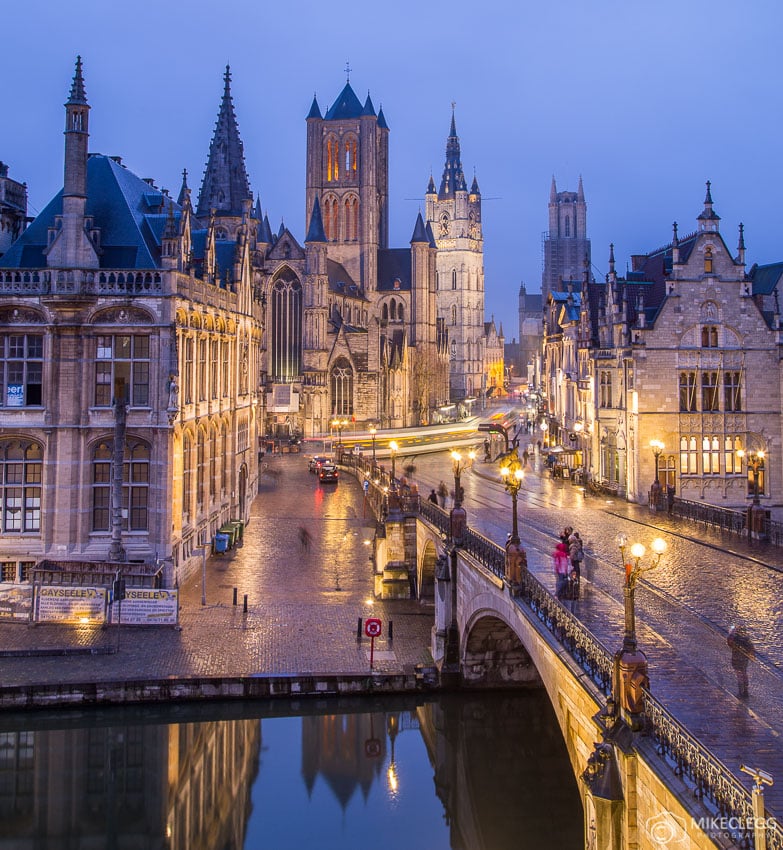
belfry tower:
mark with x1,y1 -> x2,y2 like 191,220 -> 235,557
542,176 -> 590,300
426,107 -> 485,402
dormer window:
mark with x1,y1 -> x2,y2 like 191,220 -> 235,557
701,325 -> 718,348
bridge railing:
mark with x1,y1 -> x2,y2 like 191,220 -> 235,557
643,690 -> 783,850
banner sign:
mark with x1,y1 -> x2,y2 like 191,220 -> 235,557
37,586 -> 106,624
6,384 -> 23,407
110,588 -> 178,626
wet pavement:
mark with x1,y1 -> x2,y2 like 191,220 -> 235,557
0,454 -> 434,686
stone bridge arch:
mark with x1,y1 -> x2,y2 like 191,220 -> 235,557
415,523 -> 444,603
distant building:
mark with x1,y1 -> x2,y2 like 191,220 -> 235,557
0,162 -> 28,258
542,177 -> 591,302
517,282 -> 543,386
483,317 -> 504,398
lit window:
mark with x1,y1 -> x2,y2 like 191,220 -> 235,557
680,436 -> 697,474
95,335 -> 150,407
0,441 -> 42,533
92,439 -> 149,531
0,334 -> 43,407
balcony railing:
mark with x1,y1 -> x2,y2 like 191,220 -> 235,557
0,268 -> 165,296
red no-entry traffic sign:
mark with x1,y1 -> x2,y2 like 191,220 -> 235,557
364,617 -> 382,637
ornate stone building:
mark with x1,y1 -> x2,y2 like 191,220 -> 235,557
425,110 -> 486,407
0,162 -> 28,258
0,61 -> 454,582
543,185 -> 782,515
542,176 -> 591,302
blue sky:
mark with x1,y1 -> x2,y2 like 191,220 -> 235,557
3,0 -> 781,330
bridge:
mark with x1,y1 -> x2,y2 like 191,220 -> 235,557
346,453 -> 782,850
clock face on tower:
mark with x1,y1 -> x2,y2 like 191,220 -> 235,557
440,212 -> 450,236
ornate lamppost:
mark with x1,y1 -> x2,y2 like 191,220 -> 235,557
737,447 -> 767,540
331,417 -> 348,451
649,439 -> 664,509
499,452 -> 526,590
369,425 -> 377,464
613,533 -> 667,730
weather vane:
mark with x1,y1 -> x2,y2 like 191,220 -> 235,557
345,61 -> 351,83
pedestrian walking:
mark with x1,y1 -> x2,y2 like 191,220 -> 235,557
568,532 -> 584,579
727,624 -> 755,698
427,489 -> 438,505
483,438 -> 491,461
564,568 -> 580,610
553,542 -> 570,600
667,485 -> 675,516
437,480 -> 448,507
298,526 -> 312,553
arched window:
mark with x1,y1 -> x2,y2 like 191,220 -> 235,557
397,304 -> 404,323
0,440 -> 42,533
704,246 -> 713,274
565,216 -> 571,237
196,429 -> 206,510
219,424 -> 227,494
701,325 -> 718,347
451,305 -> 457,325
382,303 -> 389,322
330,357 -> 354,416
390,299 -> 397,321
92,438 -> 149,531
182,433 -> 192,520
271,272 -> 303,382
209,427 -> 217,500
451,270 -> 457,290
343,197 -> 359,241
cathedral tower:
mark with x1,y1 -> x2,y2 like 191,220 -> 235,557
542,176 -> 590,300
426,108 -> 485,402
305,78 -> 389,292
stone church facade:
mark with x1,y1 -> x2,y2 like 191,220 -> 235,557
0,60 -> 452,582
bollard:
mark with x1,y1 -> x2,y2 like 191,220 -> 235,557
243,594 -> 248,613
357,617 -> 363,639
233,587 -> 237,606
388,620 -> 393,643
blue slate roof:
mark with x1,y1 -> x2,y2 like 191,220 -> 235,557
750,261 -> 783,295
324,83 -> 365,120
378,249 -> 411,291
1,154 -> 176,269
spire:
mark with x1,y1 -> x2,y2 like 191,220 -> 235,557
608,243 -> 615,273
253,195 -> 263,220
425,220 -> 437,248
377,106 -> 388,130
426,174 -> 436,194
738,222 -> 745,251
438,103 -> 467,198
577,175 -> 584,202
470,169 -> 480,195
361,92 -> 376,116
305,196 -> 327,243
261,213 -> 274,244
672,221 -> 679,246
411,211 -> 428,243
697,180 -> 720,231
163,200 -> 178,240
177,168 -> 190,207
67,55 -> 87,104
306,94 -> 322,120
196,65 -> 252,218
550,176 -> 557,203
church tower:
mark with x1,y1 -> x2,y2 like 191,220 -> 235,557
426,107 -> 485,402
542,176 -> 590,300
196,66 -> 253,232
305,75 -> 389,292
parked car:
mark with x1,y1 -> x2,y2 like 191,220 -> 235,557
318,463 -> 339,483
309,455 -> 328,473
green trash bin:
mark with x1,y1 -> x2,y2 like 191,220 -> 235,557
229,520 -> 244,541
219,523 -> 236,548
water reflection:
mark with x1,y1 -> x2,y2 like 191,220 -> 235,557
0,691 -> 582,849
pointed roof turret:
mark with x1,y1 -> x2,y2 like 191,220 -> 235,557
177,169 -> 190,207
377,106 -> 389,130
253,194 -> 263,220
697,180 -> 720,231
278,219 -> 286,239
738,222 -> 745,251
306,94 -> 322,120
438,105 -> 467,198
577,175 -> 584,202
260,213 -> 274,244
426,174 -> 436,194
470,171 -> 480,195
305,196 -> 327,243
411,211 -> 428,243
196,65 -> 252,218
425,220 -> 437,248
324,82 -> 364,120
550,176 -> 557,203
608,243 -> 615,275
361,92 -> 376,116
67,55 -> 88,105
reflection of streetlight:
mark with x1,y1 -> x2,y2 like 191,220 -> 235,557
614,533 -> 667,730
387,713 -> 399,796
499,452 -> 526,587
573,422 -> 584,472
370,425 -> 377,463
389,440 -> 399,487
540,421 -> 549,447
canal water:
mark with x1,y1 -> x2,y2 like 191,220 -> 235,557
0,690 -> 583,848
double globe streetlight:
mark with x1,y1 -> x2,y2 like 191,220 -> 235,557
499,452 -> 526,588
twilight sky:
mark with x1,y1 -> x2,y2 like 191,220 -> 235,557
3,0 -> 781,332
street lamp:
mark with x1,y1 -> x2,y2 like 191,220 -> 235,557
737,446 -> 767,541
450,449 -> 476,508
499,452 -> 526,588
614,533 -> 667,730
389,440 -> 399,487
540,421 -> 549,448
369,425 -> 377,464
331,418 -> 348,449
649,439 -> 664,510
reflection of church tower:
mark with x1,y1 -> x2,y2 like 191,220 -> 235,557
542,176 -> 590,300
426,108 -> 485,402
300,713 -> 385,808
